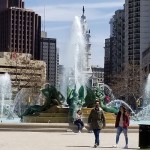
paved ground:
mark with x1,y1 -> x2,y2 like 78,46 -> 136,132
0,131 -> 140,150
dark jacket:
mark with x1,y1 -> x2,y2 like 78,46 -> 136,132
115,111 -> 129,128
88,107 -> 106,129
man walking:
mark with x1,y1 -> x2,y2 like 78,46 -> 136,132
88,100 -> 106,148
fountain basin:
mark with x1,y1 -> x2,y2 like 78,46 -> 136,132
22,107 -> 116,124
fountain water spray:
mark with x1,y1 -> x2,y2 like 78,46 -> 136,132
134,74 -> 150,121
106,99 -> 135,114
61,16 -> 91,98
0,73 -> 12,121
59,15 -> 92,121
143,74 -> 150,106
67,16 -> 87,89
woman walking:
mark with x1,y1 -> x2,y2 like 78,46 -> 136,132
113,105 -> 130,149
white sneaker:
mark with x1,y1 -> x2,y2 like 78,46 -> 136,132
124,145 -> 128,149
113,144 -> 118,148
78,130 -> 81,133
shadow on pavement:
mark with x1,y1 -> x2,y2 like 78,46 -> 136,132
61,134 -> 77,135
101,146 -> 139,149
66,146 -> 91,148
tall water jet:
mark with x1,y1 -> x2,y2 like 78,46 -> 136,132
67,16 -> 86,89
60,8 -> 92,121
0,73 -> 12,120
61,14 -> 92,99
143,74 -> 150,106
134,74 -> 150,121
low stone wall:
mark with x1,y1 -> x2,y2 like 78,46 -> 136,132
23,107 -> 116,124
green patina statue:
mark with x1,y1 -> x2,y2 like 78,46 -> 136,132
20,84 -> 118,120
94,87 -> 118,115
67,86 -> 79,122
67,85 -> 118,116
20,85 -> 64,118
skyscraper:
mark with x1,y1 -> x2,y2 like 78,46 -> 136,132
124,0 -> 150,96
125,0 -> 150,69
104,9 -> 125,86
41,36 -> 57,86
0,0 -> 41,60
104,38 -> 113,85
112,10 -> 125,75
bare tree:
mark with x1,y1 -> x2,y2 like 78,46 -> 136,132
110,64 -> 145,102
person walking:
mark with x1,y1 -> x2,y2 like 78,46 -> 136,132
113,105 -> 130,149
74,110 -> 84,133
88,100 -> 106,148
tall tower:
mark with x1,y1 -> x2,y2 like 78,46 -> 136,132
124,0 -> 150,96
109,18 -> 114,37
81,6 -> 91,72
104,9 -> 125,88
41,36 -> 57,87
0,0 -> 41,60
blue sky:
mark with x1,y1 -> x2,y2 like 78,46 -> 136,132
25,0 -> 125,67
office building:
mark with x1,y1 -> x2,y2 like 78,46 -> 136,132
0,0 -> 41,60
41,37 -> 57,86
91,66 -> 104,88
124,0 -> 150,96
104,38 -> 113,85
104,9 -> 125,85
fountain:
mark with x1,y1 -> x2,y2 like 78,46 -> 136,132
13,88 -> 42,118
0,73 -> 18,122
62,16 -> 90,94
60,15 -> 92,120
132,74 -> 150,123
100,84 -> 115,101
13,12 -> 90,123
106,99 -> 135,115
19,12 -> 93,123
13,8 -> 141,125
135,74 -> 150,149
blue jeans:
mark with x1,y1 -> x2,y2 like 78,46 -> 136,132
116,126 -> 128,145
93,129 -> 101,145
74,119 -> 84,131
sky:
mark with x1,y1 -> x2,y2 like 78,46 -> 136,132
25,0 -> 125,67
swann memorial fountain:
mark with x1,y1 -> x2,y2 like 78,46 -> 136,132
18,9 -> 135,124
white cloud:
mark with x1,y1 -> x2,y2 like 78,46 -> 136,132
30,1 -> 124,22
45,26 -> 70,31
57,2 -> 124,9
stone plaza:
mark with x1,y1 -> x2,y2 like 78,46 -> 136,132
0,131 -> 139,150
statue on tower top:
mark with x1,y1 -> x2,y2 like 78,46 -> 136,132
83,6 -> 85,15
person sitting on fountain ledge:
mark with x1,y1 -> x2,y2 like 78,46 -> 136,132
74,110 -> 84,133
113,105 -> 130,149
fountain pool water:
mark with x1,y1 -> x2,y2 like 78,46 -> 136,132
131,74 -> 150,124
